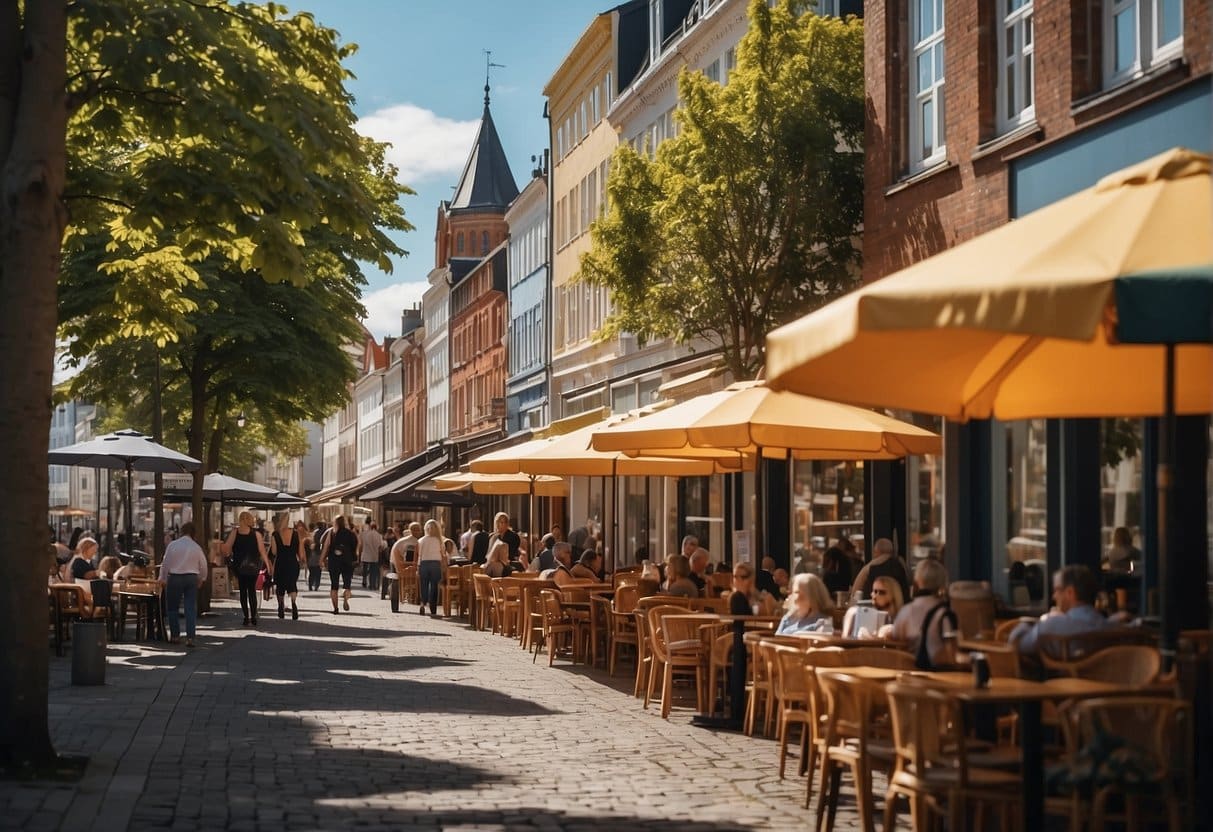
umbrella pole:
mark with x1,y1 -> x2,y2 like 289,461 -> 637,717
1158,343 -> 1178,673
753,445 -> 764,565
528,477 -> 535,565
125,462 -> 134,556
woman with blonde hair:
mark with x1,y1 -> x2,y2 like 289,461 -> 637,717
841,574 -> 904,638
223,511 -> 270,626
776,573 -> 835,635
484,539 -> 512,579
416,519 -> 446,615
271,514 -> 305,620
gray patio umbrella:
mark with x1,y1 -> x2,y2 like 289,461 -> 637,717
48,429 -> 201,554
138,471 -> 283,527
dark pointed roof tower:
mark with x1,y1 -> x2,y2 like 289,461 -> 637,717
448,81 -> 519,213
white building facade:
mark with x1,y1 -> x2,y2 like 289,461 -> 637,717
423,265 -> 451,447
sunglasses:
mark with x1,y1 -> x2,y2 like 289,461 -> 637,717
871,589 -> 889,596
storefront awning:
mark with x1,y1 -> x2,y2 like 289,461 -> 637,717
360,456 -> 452,501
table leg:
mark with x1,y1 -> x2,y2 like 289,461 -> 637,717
1020,700 -> 1043,831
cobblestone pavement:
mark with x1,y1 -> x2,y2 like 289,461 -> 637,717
1,589 -> 874,831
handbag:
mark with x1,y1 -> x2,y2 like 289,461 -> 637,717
255,569 -> 267,591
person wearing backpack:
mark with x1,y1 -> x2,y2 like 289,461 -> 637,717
320,515 -> 359,615
889,558 -> 956,670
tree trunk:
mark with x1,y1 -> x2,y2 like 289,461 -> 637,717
187,354 -> 207,543
0,0 -> 67,772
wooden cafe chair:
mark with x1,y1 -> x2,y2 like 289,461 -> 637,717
652,609 -> 711,719
537,589 -> 576,666
815,669 -> 898,832
884,681 -> 1021,832
643,604 -> 696,714
607,585 -> 640,676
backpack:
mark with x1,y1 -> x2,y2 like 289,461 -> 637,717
915,599 -> 958,670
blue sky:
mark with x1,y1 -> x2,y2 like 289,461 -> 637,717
294,0 -> 606,337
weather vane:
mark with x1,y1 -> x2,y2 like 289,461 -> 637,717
483,49 -> 505,107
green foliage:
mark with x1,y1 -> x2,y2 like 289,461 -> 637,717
59,0 -> 412,345
578,0 -> 864,378
56,0 -> 412,474
1101,418 -> 1143,469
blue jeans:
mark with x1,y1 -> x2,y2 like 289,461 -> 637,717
418,560 -> 442,613
165,573 -> 199,639
362,561 -> 380,590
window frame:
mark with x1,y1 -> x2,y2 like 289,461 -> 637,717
996,0 -> 1034,134
1104,0 -> 1184,88
908,0 -> 947,172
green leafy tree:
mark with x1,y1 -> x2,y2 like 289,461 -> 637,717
2,0 -> 410,772
578,0 -> 864,379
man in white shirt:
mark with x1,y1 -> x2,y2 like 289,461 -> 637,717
389,523 -> 422,604
358,522 -> 384,591
158,522 -> 208,647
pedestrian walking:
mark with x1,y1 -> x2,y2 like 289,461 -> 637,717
321,515 -> 358,614
417,519 -> 447,616
358,521 -> 383,590
310,522 -> 327,591
223,511 -> 270,627
271,514 -> 305,620
158,522 -> 207,646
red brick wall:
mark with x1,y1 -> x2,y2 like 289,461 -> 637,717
864,0 -> 1211,282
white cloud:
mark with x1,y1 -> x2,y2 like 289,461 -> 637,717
357,104 -> 478,184
361,281 -> 428,340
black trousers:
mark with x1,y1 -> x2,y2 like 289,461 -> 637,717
237,573 -> 258,618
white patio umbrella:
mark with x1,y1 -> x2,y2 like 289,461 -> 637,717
48,429 -> 201,553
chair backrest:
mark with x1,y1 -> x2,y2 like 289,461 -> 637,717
539,589 -> 566,625
1061,644 -> 1162,686
885,681 -> 962,777
837,646 -> 917,670
636,594 -> 694,613
1070,696 -> 1194,798
978,641 -> 1023,678
613,585 -> 640,614
51,584 -> 86,613
711,573 -> 732,593
1038,627 -> 1158,665
948,581 -> 996,638
472,572 -> 492,600
646,604 -> 690,661
90,579 -> 113,608
637,578 -> 661,597
772,644 -> 810,700
817,670 -> 880,747
691,596 -> 729,613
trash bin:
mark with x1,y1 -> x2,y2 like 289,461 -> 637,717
384,573 -> 399,613
72,621 -> 107,686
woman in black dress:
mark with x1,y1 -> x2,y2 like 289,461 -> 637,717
223,511 -> 270,626
271,514 -> 305,620
321,515 -> 358,614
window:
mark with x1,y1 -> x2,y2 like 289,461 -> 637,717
705,58 -> 721,84
556,126 -> 564,160
456,232 -> 464,254
591,85 -> 600,124
997,0 -> 1033,132
724,48 -> 736,83
604,72 -> 612,110
581,100 -> 589,136
909,0 -> 946,171
1104,0 -> 1183,86
482,230 -> 489,254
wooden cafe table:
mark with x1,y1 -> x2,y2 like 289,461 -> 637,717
838,667 -> 1125,830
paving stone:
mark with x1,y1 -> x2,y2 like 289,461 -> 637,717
0,590 -> 878,831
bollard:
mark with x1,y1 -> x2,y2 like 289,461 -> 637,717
385,573 -> 399,613
71,621 -> 107,686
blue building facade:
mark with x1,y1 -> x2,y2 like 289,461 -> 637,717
505,168 -> 550,436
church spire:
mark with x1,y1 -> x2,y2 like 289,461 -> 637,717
447,61 -> 519,215
483,49 -> 504,110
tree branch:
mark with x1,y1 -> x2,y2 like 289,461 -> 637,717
62,192 -> 134,210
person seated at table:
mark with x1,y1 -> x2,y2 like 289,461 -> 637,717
776,573 -> 835,635
841,574 -> 904,638
529,534 -> 557,572
687,550 -> 709,594
820,546 -> 852,596
69,537 -> 100,581
97,555 -> 122,580
772,568 -> 790,598
484,540 -> 514,579
544,542 -> 577,586
1009,564 -> 1115,655
1105,526 -> 1140,572
665,554 -> 700,599
756,556 -> 781,597
849,537 -> 911,601
570,549 -> 601,582
889,559 -> 953,667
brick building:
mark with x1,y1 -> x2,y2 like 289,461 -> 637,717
862,0 -> 1210,617
450,243 -> 509,442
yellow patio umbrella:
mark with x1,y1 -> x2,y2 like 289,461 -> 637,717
765,148 -> 1212,421
764,147 -> 1213,672
433,472 -> 568,497
591,381 -> 941,459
